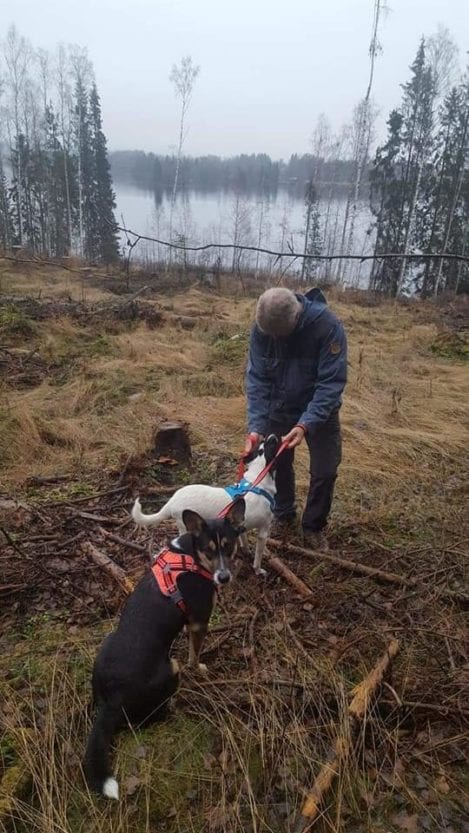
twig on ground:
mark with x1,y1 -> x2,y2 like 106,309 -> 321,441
444,636 -> 457,672
73,510 -> 124,525
268,555 -> 313,598
268,539 -> 469,605
0,526 -> 25,556
246,608 -> 259,669
98,526 -> 147,553
381,699 -> 469,720
294,638 -> 400,832
82,541 -> 135,595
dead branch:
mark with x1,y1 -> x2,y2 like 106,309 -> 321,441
1,254 -> 79,273
73,510 -> 124,525
380,699 -> 469,720
295,639 -> 399,832
297,738 -> 348,829
348,638 -> 400,719
1,526 -> 25,556
268,555 -> 313,598
141,484 -> 185,495
83,541 -> 135,595
112,223 -> 469,264
98,526 -> 147,553
268,539 -> 469,606
119,285 -> 150,306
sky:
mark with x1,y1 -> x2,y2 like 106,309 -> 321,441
2,0 -> 468,159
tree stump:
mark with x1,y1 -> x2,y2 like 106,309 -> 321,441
153,421 -> 192,465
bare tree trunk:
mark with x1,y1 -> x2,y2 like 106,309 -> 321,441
168,104 -> 185,255
57,46 -> 73,253
336,194 -> 351,282
4,27 -> 30,247
168,57 -> 200,270
301,198 -> 313,282
342,2 -> 382,273
396,162 -> 422,295
434,110 -> 469,296
255,197 -> 266,278
455,222 -> 468,294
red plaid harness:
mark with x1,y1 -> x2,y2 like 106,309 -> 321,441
151,548 -> 213,616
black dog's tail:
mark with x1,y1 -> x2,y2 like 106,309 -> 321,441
83,703 -> 121,799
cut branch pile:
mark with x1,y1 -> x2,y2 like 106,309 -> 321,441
0,295 -> 163,328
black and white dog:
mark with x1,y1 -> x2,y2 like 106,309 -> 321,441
132,436 -> 280,575
84,500 -> 246,800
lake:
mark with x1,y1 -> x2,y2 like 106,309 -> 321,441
113,184 -> 373,284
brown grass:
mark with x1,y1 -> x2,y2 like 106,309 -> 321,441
2,270 -> 467,525
1,263 -> 468,832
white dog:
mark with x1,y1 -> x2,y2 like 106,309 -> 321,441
132,436 -> 280,575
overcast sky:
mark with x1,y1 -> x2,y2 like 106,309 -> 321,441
3,0 -> 468,159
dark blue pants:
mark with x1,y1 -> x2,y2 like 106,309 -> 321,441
268,411 -> 342,532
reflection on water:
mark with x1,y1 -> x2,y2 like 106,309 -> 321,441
114,184 -> 373,285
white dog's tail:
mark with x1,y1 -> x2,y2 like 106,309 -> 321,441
131,497 -> 171,528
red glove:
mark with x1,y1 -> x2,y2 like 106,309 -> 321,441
244,432 -> 262,454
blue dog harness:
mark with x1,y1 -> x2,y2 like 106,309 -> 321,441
224,477 -> 275,509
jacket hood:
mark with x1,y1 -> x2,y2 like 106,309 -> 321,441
294,293 -> 327,331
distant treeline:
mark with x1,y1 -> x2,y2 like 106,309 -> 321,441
109,150 -> 358,198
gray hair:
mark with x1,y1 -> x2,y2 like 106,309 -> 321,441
255,288 -> 302,337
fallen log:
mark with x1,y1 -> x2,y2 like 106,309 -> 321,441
268,555 -> 313,599
83,541 -> 135,595
295,638 -> 399,832
268,539 -> 469,606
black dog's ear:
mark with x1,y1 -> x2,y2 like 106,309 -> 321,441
264,434 -> 280,465
226,498 -> 246,528
182,510 -> 208,535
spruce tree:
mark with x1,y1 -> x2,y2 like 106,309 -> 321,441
88,83 -> 119,262
431,75 -> 469,294
369,110 -> 404,292
369,41 -> 436,295
396,39 -> 435,293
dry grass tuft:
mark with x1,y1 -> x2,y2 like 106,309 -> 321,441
1,265 -> 468,832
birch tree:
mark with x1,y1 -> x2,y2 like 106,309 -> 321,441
3,25 -> 31,245
168,56 -> 199,254
69,46 -> 93,256
340,0 -> 384,273
56,44 -> 74,251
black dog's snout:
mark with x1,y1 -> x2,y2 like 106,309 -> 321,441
216,570 -> 231,585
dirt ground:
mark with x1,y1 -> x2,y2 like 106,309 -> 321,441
0,258 -> 468,833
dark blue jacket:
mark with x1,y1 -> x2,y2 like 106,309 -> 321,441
246,290 -> 347,435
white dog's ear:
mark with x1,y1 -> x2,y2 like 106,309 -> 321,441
182,510 -> 208,535
226,498 -> 246,527
264,434 -> 280,465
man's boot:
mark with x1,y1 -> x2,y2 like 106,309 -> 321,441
302,529 -> 329,551
271,516 -> 298,542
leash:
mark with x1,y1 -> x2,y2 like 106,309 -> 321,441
218,438 -> 290,518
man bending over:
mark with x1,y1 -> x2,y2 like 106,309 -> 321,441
245,287 -> 347,550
